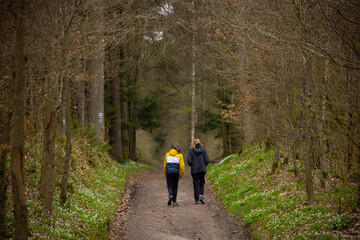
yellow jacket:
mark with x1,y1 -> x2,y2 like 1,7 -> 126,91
163,149 -> 185,177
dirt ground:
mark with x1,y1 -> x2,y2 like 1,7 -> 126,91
109,167 -> 252,240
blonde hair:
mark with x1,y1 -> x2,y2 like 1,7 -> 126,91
192,138 -> 202,149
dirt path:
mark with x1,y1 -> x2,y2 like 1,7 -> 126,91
109,167 -> 251,240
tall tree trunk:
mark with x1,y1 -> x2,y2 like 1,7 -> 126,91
303,0 -> 314,205
190,45 -> 196,145
356,98 -> 360,207
128,68 -> 137,161
190,0 -> 196,146
121,77 -> 129,160
40,1 -> 59,215
304,54 -> 314,204
89,0 -> 105,139
357,146 -> 360,207
11,0 -> 29,237
345,67 -> 353,172
0,115 -> 10,238
60,0 -> 71,204
111,47 -> 123,162
129,127 -> 136,161
303,52 -> 314,204
41,110 -> 56,214
319,5 -> 330,187
319,58 -> 329,187
0,71 -> 13,238
60,88 -> 71,204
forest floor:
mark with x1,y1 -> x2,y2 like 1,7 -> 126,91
109,167 -> 252,240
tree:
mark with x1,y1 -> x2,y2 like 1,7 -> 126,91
0,98 -> 11,238
197,0 -> 360,205
89,0 -> 105,139
60,0 -> 72,204
190,0 -> 196,146
0,2 -> 13,236
39,1 -> 60,215
11,0 -> 29,237
108,45 -> 123,162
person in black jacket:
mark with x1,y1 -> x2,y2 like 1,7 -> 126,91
187,139 -> 210,204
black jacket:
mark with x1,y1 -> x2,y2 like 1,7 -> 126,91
187,144 -> 210,175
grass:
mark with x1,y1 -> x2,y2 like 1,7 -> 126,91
5,127 -> 151,239
207,143 -> 359,240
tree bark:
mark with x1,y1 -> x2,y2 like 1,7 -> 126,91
41,110 -> 56,214
357,146 -> 360,207
304,51 -> 314,204
60,0 -> 71,204
190,0 -> 196,146
319,58 -> 329,187
190,47 -> 196,145
265,135 -> 272,152
128,68 -> 137,161
129,127 -> 136,161
0,52 -> 14,238
283,146 -> 289,166
121,76 -> 129,159
303,0 -> 314,205
11,0 -> 29,237
89,0 -> 105,139
271,141 -> 279,174
0,78 -> 12,238
40,1 -> 59,215
345,67 -> 353,172
110,47 -> 123,162
0,116 -> 10,238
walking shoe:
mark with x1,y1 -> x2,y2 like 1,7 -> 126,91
168,195 -> 173,206
173,201 -> 178,206
194,200 -> 199,204
199,196 -> 205,204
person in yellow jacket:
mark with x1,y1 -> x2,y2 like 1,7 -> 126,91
163,143 -> 185,206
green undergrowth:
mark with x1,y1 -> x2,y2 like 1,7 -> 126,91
207,144 -> 358,240
6,126 -> 151,239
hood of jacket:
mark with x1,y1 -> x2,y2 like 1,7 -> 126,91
191,144 -> 204,155
169,148 -> 179,156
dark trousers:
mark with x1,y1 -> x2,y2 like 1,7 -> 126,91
192,172 -> 206,201
166,173 -> 180,202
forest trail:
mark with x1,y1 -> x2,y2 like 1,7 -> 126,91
109,167 -> 251,240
